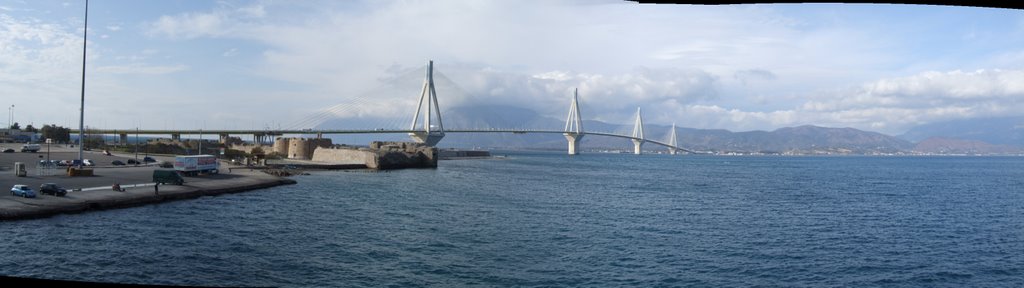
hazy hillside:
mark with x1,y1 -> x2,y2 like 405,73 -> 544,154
900,117 -> 1024,146
666,125 -> 912,153
912,137 -> 1024,155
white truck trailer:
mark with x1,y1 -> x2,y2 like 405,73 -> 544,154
20,144 -> 41,152
174,155 -> 220,176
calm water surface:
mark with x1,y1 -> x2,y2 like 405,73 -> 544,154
1,153 -> 1023,287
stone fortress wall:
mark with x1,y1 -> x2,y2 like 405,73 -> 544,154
274,137 -> 333,160
312,141 -> 437,169
231,138 -> 437,170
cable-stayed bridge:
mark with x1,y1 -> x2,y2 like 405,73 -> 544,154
72,61 -> 691,155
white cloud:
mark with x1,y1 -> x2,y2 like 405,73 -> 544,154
184,2 -> 1020,134
0,14 -> 86,84
237,4 -> 265,18
0,13 -> 92,127
96,64 -> 188,75
517,68 -> 1024,134
148,12 -> 229,39
8,2 -> 1024,135
753,69 -> 1024,133
422,65 -> 718,124
864,69 -> 1024,100
733,69 -> 777,84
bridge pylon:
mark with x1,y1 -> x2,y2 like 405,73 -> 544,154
409,60 -> 445,146
668,122 -> 679,155
631,107 -> 644,155
563,88 -> 585,155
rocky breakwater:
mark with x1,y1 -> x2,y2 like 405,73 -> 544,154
312,141 -> 437,170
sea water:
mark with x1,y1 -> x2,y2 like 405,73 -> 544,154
1,152 -> 1022,286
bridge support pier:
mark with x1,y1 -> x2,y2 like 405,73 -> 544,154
632,139 -> 644,155
219,133 -> 230,144
564,133 -> 583,155
171,133 -> 180,141
669,148 -> 678,155
119,133 -> 128,145
409,132 -> 445,147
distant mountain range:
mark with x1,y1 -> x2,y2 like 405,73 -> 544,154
315,105 -> 1024,155
912,137 -> 1024,155
899,117 -> 1024,145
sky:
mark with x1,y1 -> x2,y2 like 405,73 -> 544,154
2,0 -> 1024,135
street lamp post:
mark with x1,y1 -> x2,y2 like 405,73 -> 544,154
77,0 -> 88,167
134,127 -> 139,164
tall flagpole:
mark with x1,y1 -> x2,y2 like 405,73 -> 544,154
78,0 -> 88,165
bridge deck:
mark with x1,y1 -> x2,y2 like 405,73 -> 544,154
71,129 -> 692,153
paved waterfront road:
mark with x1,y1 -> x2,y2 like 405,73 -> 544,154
0,143 -> 228,198
0,143 -> 282,220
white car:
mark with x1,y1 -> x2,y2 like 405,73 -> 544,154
82,159 -> 94,166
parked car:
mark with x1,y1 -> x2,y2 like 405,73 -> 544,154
58,160 -> 72,166
11,185 -> 36,198
127,159 -> 139,165
158,161 -> 173,168
83,159 -> 94,166
38,160 -> 59,167
39,183 -> 68,197
112,160 -> 125,166
143,156 -> 156,163
2,148 -> 13,153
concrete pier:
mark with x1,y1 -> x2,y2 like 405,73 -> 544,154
632,139 -> 644,155
564,133 -> 583,155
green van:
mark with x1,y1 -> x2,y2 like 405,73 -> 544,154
152,170 -> 185,185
